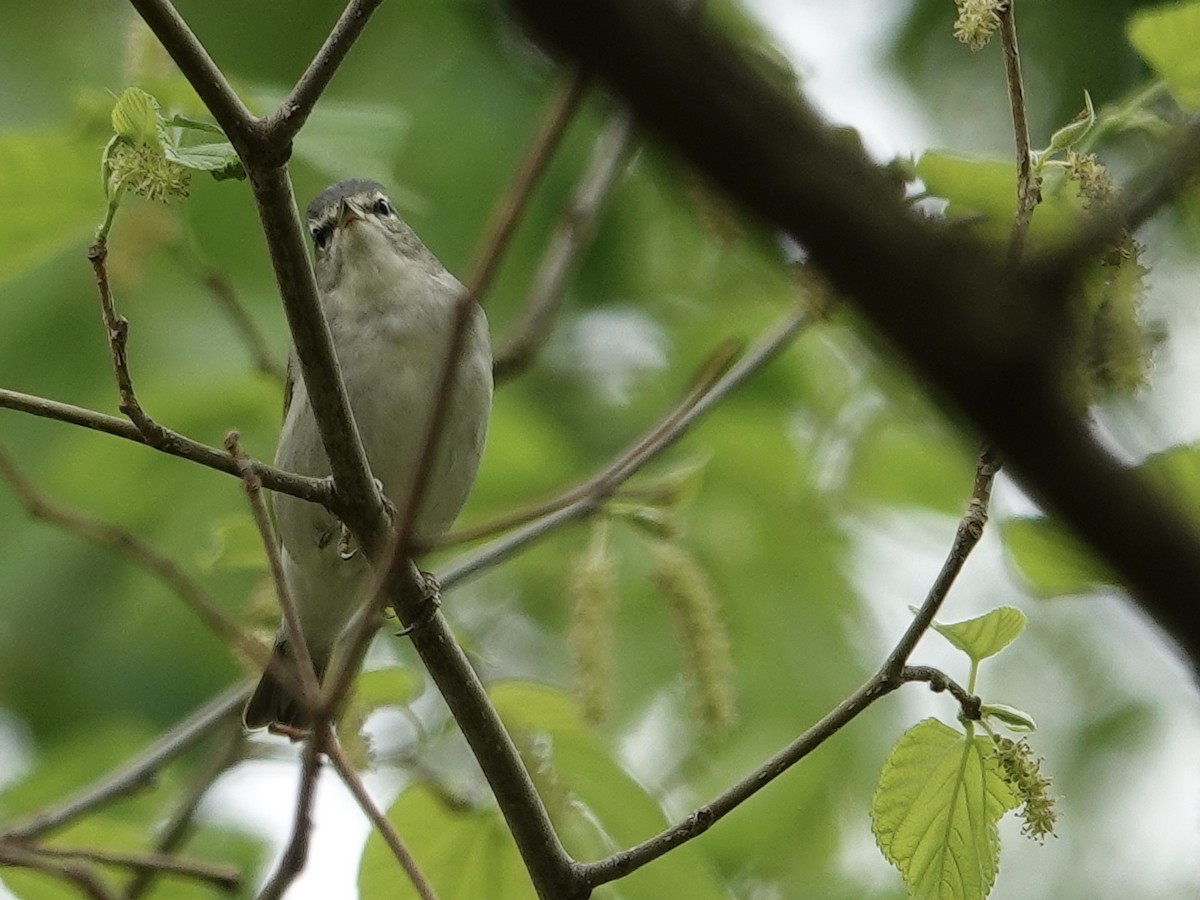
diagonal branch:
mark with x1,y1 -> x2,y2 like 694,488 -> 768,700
2,684 -> 248,841
122,723 -> 246,899
324,731 -> 439,900
505,0 -> 1200,664
493,106 -> 636,380
263,0 -> 388,143
0,446 -> 283,679
438,308 -> 813,589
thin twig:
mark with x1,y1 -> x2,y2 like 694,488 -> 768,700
881,443 -> 1000,678
470,72 -> 590,302
0,446 -> 280,678
226,432 -> 321,716
998,1 -> 1037,262
441,337 -> 738,549
123,724 -> 246,899
2,684 -> 248,841
494,107 -> 636,380
263,0 -> 388,144
0,843 -> 116,900
87,240 -> 173,447
0,386 -> 334,508
324,731 -> 439,900
6,843 -> 241,892
256,732 -> 324,900
899,665 -> 981,719
438,308 -> 813,589
200,270 -> 286,382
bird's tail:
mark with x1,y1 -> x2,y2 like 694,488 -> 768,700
243,638 -> 324,730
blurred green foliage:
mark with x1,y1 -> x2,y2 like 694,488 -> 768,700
0,1 -> 1198,899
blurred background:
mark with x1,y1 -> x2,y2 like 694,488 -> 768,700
1,0 -> 1198,897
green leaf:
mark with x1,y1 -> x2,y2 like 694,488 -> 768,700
1128,1 -> 1200,110
1001,517 -> 1115,598
490,681 -> 729,899
872,719 -> 1020,900
162,140 -> 245,179
359,786 -> 533,900
161,113 -> 226,136
196,516 -> 268,571
980,703 -> 1037,734
110,86 -> 161,145
354,666 -> 421,711
930,606 -> 1027,662
1042,91 -> 1096,158
916,151 -> 1082,245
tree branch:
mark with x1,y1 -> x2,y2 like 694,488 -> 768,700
199,269 -> 286,382
324,731 -> 439,900
256,732 -> 324,900
122,724 -> 246,899
2,684 -> 248,841
262,0 -> 388,144
0,387 -> 335,508
493,106 -> 636,380
4,843 -> 241,893
504,0 -> 1200,664
0,446 -> 284,679
438,308 -> 811,588
998,1 -> 1037,262
0,843 -> 115,900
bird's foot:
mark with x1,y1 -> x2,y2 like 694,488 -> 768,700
395,570 -> 442,637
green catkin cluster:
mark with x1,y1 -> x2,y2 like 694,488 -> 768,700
1062,151 -> 1156,400
991,737 -> 1058,842
568,525 -> 619,725
952,0 -> 1007,51
107,140 -> 191,203
651,542 -> 736,735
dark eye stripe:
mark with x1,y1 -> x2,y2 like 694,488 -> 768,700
373,197 -> 393,217
310,221 -> 334,249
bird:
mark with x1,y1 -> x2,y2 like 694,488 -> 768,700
243,178 -> 493,730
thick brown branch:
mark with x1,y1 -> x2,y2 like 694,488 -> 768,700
505,0 -> 1200,664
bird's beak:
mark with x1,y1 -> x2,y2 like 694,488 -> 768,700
337,199 -> 364,230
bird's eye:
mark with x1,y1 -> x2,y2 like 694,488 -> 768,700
311,222 -> 333,249
373,197 -> 393,217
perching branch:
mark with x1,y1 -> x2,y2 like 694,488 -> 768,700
0,387 -> 334,508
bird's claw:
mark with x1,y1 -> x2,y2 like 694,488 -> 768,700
337,523 -> 359,561
395,571 -> 441,637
